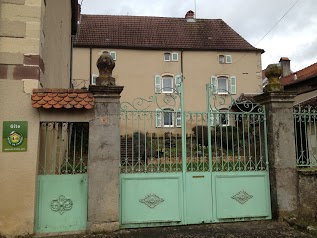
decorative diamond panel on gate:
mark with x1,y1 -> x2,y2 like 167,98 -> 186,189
119,80 -> 271,228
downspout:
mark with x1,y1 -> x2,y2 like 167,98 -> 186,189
181,49 -> 184,77
89,47 -> 92,84
70,36 -> 74,88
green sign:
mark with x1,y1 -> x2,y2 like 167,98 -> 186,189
2,121 -> 28,152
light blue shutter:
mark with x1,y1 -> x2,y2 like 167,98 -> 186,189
175,74 -> 182,91
210,108 -> 216,126
155,75 -> 161,93
226,55 -> 232,64
210,76 -> 217,93
176,109 -> 181,127
156,109 -> 162,127
230,76 -> 236,94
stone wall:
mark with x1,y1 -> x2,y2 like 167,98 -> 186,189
298,170 -> 317,220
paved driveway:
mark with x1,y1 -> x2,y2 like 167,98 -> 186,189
51,221 -> 312,238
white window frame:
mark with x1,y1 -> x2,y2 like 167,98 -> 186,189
217,76 -> 229,94
161,74 -> 174,93
164,52 -> 178,62
211,75 -> 236,95
163,108 -> 174,127
225,55 -> 232,64
172,52 -> 178,61
218,55 -> 225,64
164,52 -> 171,61
156,108 -> 181,128
91,74 -> 98,85
109,51 -> 116,61
219,111 -> 230,126
210,108 -> 229,126
218,54 -> 232,64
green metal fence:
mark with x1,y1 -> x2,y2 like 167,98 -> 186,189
120,84 -> 268,173
294,106 -> 317,167
38,122 -> 89,175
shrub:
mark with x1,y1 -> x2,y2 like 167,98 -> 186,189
192,126 -> 209,146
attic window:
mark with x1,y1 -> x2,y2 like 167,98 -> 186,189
164,53 -> 171,61
219,55 -> 232,64
164,52 -> 178,62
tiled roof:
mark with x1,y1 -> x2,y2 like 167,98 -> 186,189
297,95 -> 317,107
32,89 -> 94,109
74,14 -> 263,52
280,62 -> 317,86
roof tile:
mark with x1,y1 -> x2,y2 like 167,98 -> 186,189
281,62 -> 317,86
74,14 -> 262,52
31,88 -> 95,110
42,103 -> 52,109
32,94 -> 42,101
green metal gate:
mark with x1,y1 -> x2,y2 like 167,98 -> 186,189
35,122 -> 89,233
119,78 -> 271,227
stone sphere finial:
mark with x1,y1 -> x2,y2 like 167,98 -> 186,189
95,51 -> 116,86
264,64 -> 284,92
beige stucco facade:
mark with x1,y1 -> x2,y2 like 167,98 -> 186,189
0,0 -> 75,236
73,48 -> 263,111
73,48 -> 262,135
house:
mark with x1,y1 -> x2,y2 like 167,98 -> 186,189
279,59 -> 317,167
0,0 -> 79,236
280,59 -> 317,105
73,11 -> 264,128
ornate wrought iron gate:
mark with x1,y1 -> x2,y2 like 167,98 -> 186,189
119,79 -> 271,227
36,122 -> 89,233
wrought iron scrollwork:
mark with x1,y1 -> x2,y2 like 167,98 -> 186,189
207,84 -> 263,113
121,87 -> 182,111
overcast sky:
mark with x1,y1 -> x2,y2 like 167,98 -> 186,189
80,0 -> 317,71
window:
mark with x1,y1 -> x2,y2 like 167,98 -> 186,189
210,75 -> 236,94
218,54 -> 232,64
210,108 -> 229,126
219,112 -> 229,126
156,108 -> 182,128
164,53 -> 171,61
110,51 -> 116,61
162,76 -> 173,93
172,53 -> 178,61
164,52 -> 178,62
91,74 -> 98,85
163,108 -> 174,127
217,76 -> 228,93
154,74 -> 182,93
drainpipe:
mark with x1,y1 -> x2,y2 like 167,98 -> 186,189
181,49 -> 184,77
70,36 -> 74,88
89,47 -> 92,85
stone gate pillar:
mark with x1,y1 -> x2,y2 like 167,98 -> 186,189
87,51 -> 123,232
255,64 -> 298,219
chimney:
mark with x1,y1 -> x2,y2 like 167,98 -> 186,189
185,10 -> 195,22
279,57 -> 291,77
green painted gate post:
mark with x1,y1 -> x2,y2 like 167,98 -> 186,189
88,53 -> 124,232
254,64 -> 298,219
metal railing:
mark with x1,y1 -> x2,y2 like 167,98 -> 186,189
120,109 -> 268,173
38,122 -> 89,175
294,106 -> 317,167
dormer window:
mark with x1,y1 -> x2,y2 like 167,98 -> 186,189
219,55 -> 232,64
164,52 -> 178,62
